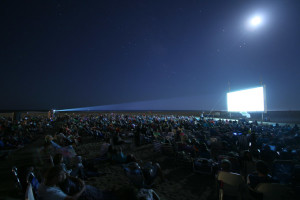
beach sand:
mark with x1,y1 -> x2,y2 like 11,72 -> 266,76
0,131 -> 217,200
75,136 -> 217,200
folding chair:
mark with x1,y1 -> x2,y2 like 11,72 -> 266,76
255,183 -> 290,200
12,166 -> 22,191
217,171 -> 245,200
25,183 -> 35,200
26,169 -> 40,199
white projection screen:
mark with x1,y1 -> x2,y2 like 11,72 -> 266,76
227,86 -> 265,112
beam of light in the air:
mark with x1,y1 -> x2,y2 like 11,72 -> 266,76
56,94 -> 226,112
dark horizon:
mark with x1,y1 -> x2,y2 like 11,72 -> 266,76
2,109 -> 300,113
2,110 -> 300,124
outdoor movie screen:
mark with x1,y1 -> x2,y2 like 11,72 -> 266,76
227,86 -> 265,112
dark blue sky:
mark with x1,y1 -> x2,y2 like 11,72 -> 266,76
1,0 -> 300,111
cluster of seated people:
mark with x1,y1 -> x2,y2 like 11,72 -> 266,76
11,112 -> 300,199
33,164 -> 162,200
13,117 -> 164,199
0,116 -> 52,160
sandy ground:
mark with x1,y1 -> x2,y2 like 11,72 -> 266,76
0,134 -> 217,200
75,136 -> 217,200
2,132 -> 297,200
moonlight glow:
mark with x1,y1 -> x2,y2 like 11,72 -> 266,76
250,16 -> 262,26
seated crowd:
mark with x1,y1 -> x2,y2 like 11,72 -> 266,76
11,113 -> 300,199
0,116 -> 52,160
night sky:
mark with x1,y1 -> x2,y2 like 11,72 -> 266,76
1,0 -> 300,111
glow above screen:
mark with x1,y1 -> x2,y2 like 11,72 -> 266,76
227,87 -> 264,112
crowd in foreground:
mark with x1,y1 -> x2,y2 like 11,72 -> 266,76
0,115 -> 53,160
7,112 -> 300,199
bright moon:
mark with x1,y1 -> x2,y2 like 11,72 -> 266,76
250,16 -> 262,26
